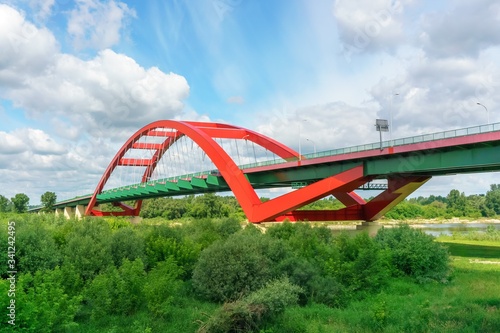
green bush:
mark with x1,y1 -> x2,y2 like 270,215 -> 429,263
198,277 -> 302,333
15,268 -> 82,332
110,227 -> 146,266
16,222 -> 61,274
85,258 -> 146,317
63,218 -> 113,281
375,225 -> 451,283
144,257 -> 184,317
192,231 -> 280,302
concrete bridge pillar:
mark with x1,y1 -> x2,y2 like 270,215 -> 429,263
75,205 -> 85,220
64,206 -> 74,219
55,208 -> 63,217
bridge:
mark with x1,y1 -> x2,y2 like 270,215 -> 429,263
33,120 -> 500,223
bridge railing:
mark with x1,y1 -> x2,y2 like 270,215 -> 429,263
97,122 -> 500,195
303,122 -> 500,159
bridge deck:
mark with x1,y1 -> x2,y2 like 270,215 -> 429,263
31,122 -> 500,211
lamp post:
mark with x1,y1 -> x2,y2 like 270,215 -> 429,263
306,138 -> 316,154
298,119 -> 307,161
477,102 -> 489,124
390,93 -> 399,146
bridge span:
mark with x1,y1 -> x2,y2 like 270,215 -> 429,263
33,121 -> 500,223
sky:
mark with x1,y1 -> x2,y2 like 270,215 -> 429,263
1,0 -> 500,205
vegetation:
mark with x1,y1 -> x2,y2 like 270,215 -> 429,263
5,211 -> 496,332
10,193 -> 29,213
40,191 -> 57,212
0,186 -> 499,331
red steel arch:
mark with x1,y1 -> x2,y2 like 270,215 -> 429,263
85,120 -> 302,219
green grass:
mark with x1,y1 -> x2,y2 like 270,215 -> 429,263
263,240 -> 500,333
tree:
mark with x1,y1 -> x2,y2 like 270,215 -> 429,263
40,191 -> 57,212
0,195 -> 10,212
485,184 -> 500,216
446,189 -> 467,216
11,193 -> 30,213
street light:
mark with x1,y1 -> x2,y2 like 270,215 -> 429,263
390,93 -> 399,146
298,119 -> 307,161
306,138 -> 316,154
477,102 -> 489,124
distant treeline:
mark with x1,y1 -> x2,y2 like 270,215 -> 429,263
3,184 -> 500,220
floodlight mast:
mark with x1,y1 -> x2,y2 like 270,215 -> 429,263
375,119 -> 389,151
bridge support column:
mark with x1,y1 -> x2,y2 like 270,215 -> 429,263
55,208 -> 63,217
75,205 -> 85,220
64,206 -> 74,219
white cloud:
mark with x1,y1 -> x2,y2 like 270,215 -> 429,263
419,1 -> 500,58
0,4 -> 192,202
333,0 -> 409,58
0,4 -> 58,80
0,131 -> 27,154
67,0 -> 136,50
29,0 -> 55,22
15,128 -> 67,155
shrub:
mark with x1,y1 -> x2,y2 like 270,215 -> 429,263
15,267 -> 82,332
110,227 -> 146,266
374,225 -> 450,283
192,232 -> 281,302
16,222 -> 61,274
85,258 -> 146,317
63,218 -> 113,281
198,277 -> 302,333
326,232 -> 391,297
144,257 -> 184,317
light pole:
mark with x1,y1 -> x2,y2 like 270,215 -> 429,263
477,102 -> 489,124
306,138 -> 316,154
390,93 -> 399,146
298,119 -> 307,161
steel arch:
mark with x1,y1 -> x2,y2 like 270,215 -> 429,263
85,120 -> 302,219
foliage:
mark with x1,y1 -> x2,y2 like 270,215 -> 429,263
375,225 -> 451,283
16,220 -> 61,273
384,201 -> 424,219
85,258 -> 146,317
144,257 -> 184,317
14,267 -> 82,332
63,218 -> 113,281
139,193 -> 242,220
11,193 -> 30,213
110,226 -> 146,266
485,184 -> 500,215
40,191 -> 57,212
198,278 -> 302,333
192,231 -> 282,302
0,194 -> 11,212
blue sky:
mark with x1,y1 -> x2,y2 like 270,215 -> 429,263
1,0 -> 500,204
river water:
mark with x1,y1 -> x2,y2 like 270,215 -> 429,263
411,222 -> 500,237
329,221 -> 500,237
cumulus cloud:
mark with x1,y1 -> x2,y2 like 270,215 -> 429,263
0,4 -> 58,81
333,0 -> 409,59
0,4 -> 192,202
68,0 -> 136,50
419,1 -> 500,58
371,55 -> 500,134
0,131 -> 27,154
0,5 -> 190,138
257,102 -> 378,153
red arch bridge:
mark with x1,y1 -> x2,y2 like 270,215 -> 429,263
32,120 -> 500,223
